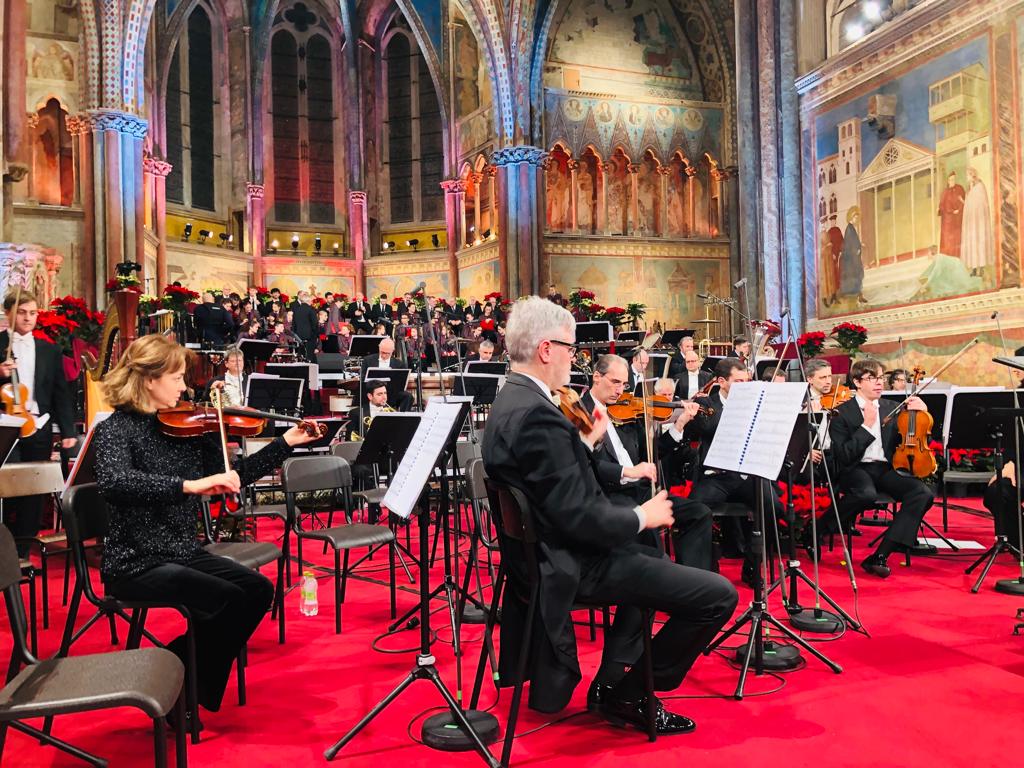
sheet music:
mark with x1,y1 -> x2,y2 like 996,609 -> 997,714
703,382 -> 806,481
382,402 -> 461,519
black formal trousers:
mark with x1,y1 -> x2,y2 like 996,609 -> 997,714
983,478 -> 1023,538
836,462 -> 934,548
5,429 -> 55,556
577,547 -> 737,699
107,551 -> 274,711
689,472 -> 783,558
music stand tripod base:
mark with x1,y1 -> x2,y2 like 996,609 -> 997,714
788,606 -> 844,634
422,708 -> 502,751
995,577 -> 1024,596
732,640 -> 802,670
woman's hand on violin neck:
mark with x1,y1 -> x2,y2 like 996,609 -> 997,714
184,470 -> 241,496
282,423 -> 320,447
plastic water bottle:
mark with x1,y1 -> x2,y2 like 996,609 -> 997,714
300,571 -> 319,616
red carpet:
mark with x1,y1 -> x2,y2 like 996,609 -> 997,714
3,500 -> 1023,767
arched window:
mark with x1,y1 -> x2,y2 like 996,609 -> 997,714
165,5 -> 215,210
268,8 -> 339,225
383,21 -> 445,224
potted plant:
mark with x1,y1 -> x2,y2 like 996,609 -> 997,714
831,322 -> 868,355
797,331 -> 827,358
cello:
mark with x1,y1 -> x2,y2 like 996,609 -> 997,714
891,367 -> 937,479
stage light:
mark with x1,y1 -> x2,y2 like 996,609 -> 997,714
468,225 -> 475,233
270,239 -> 279,252
291,234 -> 300,250
218,232 -> 230,246
482,229 -> 491,239
846,21 -> 865,40
406,238 -> 420,252
333,242 -> 340,254
182,222 -> 193,242
863,0 -> 881,21
314,234 -> 322,252
431,233 -> 440,248
198,229 -> 212,244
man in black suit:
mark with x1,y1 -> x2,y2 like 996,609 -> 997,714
828,358 -> 934,578
673,349 -> 711,399
368,294 -> 392,332
359,337 -> 414,412
0,293 -> 78,555
581,354 -> 712,570
346,292 -> 372,332
193,291 -> 234,346
667,335 -> 696,379
725,335 -> 752,367
483,296 -> 736,734
626,347 -> 649,394
289,291 -> 319,361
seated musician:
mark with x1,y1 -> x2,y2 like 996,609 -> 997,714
804,359 -> 834,474
984,459 -> 1023,541
690,357 -> 782,583
653,377 -> 698,487
204,346 -> 248,407
828,358 -> 934,579
582,356 -> 711,570
673,349 -> 710,400
93,334 -> 318,721
726,336 -> 752,366
886,369 -> 909,391
359,337 -> 414,412
464,339 -> 496,367
668,336 -> 696,379
483,296 -> 737,733
626,347 -> 649,394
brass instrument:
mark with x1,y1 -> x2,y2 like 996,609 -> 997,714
351,403 -> 395,441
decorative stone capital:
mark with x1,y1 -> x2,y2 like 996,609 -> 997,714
3,163 -> 29,183
0,243 -> 64,307
600,162 -> 614,174
440,179 -> 467,194
655,165 -> 671,177
491,145 -> 547,168
65,115 -> 90,136
470,171 -> 484,185
246,182 -> 265,200
485,165 -> 497,179
684,166 -> 698,178
86,109 -> 149,138
143,154 -> 173,177
567,160 -> 581,172
626,163 -> 640,175
26,113 -> 40,130
349,190 -> 367,206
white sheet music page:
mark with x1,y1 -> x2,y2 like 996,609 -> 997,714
703,382 -> 806,481
382,401 -> 461,519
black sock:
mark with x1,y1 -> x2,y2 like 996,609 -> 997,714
594,662 -> 627,687
875,539 -> 896,560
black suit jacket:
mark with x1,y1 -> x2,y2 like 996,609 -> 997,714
193,302 -> 233,345
667,351 -> 686,379
828,397 -> 900,476
290,303 -> 319,341
359,353 -> 400,380
674,370 -> 712,400
0,333 -> 75,438
691,389 -> 725,470
483,373 -> 641,712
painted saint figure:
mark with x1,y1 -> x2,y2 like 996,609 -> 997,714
937,171 -> 965,259
960,167 -> 993,277
839,206 -> 867,304
577,163 -> 594,233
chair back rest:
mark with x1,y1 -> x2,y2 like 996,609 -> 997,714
331,441 -> 362,465
483,478 -> 537,546
63,483 -> 111,545
0,525 -> 34,667
283,454 -> 352,494
0,525 -> 21,592
466,457 -> 487,502
456,440 -> 482,469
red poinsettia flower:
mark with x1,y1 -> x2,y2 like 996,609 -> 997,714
669,481 -> 693,498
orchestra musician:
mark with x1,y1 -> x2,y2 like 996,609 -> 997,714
804,359 -> 835,472
828,358 -> 934,578
204,346 -> 248,406
667,336 -> 696,379
482,296 -> 736,734
581,355 -> 712,570
726,336 -> 752,367
464,339 -> 496,366
672,350 -> 711,400
627,348 -> 649,394
653,377 -> 698,487
0,292 -> 78,556
359,337 -> 414,412
93,334 -> 318,722
887,369 -> 909,392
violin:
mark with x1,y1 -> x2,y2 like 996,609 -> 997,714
819,383 -> 854,411
0,359 -> 38,438
557,386 -> 595,435
892,367 -> 937,479
157,401 -> 328,439
606,393 -> 713,423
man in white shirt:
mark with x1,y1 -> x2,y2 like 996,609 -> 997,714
828,358 -> 933,578
207,347 -> 247,406
0,293 -> 78,554
673,350 -> 710,399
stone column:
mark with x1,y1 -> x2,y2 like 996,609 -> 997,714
246,183 -> 265,286
66,116 -> 94,304
567,159 -> 580,233
24,112 -> 38,202
657,166 -> 670,238
600,162 -> 611,236
470,172 -> 483,241
685,165 -> 697,236
486,166 -> 497,235
144,155 -> 172,289
627,163 -> 640,236
441,179 -> 466,296
492,145 -> 546,298
348,190 -> 368,293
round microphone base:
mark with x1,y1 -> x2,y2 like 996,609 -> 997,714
422,709 -> 501,752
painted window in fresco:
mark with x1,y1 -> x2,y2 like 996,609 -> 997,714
385,34 -> 413,223
306,34 -> 335,224
419,54 -> 444,221
31,99 -> 74,207
271,30 -> 301,222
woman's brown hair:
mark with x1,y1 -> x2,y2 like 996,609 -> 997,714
101,335 -> 194,412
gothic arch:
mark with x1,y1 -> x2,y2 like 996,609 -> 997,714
451,0 -> 514,145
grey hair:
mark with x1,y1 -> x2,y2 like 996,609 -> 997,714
594,354 -> 627,375
479,339 -> 495,351
505,296 -> 574,364
224,345 -> 244,361
654,377 -> 675,395
805,358 -> 832,377
378,336 -> 395,350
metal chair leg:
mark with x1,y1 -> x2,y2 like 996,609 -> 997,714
334,549 -> 342,634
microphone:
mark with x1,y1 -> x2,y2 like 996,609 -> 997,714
417,281 -> 427,292
991,311 -> 999,320
780,306 -> 790,318
733,278 -> 747,289
696,293 -> 711,300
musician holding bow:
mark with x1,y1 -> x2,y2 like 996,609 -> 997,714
828,359 -> 934,578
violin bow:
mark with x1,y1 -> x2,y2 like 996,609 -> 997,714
881,337 -> 979,426
210,386 -> 233,472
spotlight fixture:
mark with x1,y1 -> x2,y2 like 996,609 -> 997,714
314,234 -> 322,252
333,242 -> 340,254
431,233 -> 440,248
198,229 -> 212,244
270,239 -> 279,253
863,0 -> 881,21
468,225 -> 475,233
383,240 -> 396,250
406,238 -> 420,252
181,222 -> 193,242
482,229 -> 491,239
845,21 -> 865,40
291,234 -> 300,251
218,232 -> 231,246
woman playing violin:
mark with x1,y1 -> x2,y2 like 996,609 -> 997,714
93,334 -> 319,721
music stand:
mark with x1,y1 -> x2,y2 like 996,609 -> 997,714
365,367 -> 410,410
353,413 -> 422,474
660,328 -> 695,348
617,330 -> 646,345
321,334 -> 340,354
451,374 -> 501,406
348,334 -> 385,359
464,361 -> 507,376
701,355 -> 726,375
575,321 -> 613,344
237,339 -> 277,368
245,376 -> 304,414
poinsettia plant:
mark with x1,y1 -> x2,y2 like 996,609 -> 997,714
105,276 -> 142,293
50,295 -> 104,347
832,322 -> 868,354
33,310 -> 78,354
602,306 -> 627,325
798,331 -> 827,358
162,284 -> 200,312
137,294 -> 162,316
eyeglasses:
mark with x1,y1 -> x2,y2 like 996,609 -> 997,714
858,374 -> 882,382
546,339 -> 578,357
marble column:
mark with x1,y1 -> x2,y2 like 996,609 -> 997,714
348,190 -> 368,293
685,165 -> 697,236
627,164 -> 640,236
600,162 -> 611,236
492,145 -> 547,298
66,115 -> 94,304
486,166 -> 497,235
567,159 -> 580,233
471,172 -> 483,241
441,179 -> 466,296
247,183 -> 265,286
144,155 -> 172,289
657,166 -> 670,238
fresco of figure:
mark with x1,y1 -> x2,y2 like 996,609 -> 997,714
839,206 -> 866,304
577,163 -> 594,233
960,167 -> 993,277
937,171 -> 966,259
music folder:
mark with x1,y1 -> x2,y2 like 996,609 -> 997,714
660,329 -> 695,347
365,367 -> 410,407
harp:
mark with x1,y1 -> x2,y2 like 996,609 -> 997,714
82,290 -> 140,424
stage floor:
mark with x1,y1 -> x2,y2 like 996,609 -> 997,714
3,499 -> 1022,767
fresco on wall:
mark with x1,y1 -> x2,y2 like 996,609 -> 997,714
811,36 -> 1004,317
459,258 -> 499,299
366,271 -> 450,300
263,274 -> 356,298
167,253 -> 250,295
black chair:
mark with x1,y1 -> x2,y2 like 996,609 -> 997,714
282,455 -> 397,634
0,526 -> 188,767
470,479 -> 656,767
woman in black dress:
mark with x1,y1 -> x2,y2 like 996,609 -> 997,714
94,334 -> 318,716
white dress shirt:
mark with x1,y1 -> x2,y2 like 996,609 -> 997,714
685,370 -> 700,397
223,372 -> 245,406
591,398 -> 637,484
376,357 -> 392,369
11,331 -> 38,415
855,394 -> 887,463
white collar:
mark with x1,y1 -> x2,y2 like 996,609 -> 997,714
518,372 -> 559,404
12,331 -> 33,343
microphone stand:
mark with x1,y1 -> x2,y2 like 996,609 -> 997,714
990,313 -> 1024,597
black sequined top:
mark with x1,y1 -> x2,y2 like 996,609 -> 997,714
95,409 -> 293,581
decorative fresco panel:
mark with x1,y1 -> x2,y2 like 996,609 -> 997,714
459,258 -> 499,299
366,270 -> 450,300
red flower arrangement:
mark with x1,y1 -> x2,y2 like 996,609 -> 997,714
797,331 -> 827,358
392,296 -> 402,305
104,277 -> 142,293
777,482 -> 832,519
602,306 -> 627,324
311,297 -> 328,311
50,295 -> 104,346
831,322 -> 868,354
33,310 -> 78,352
162,284 -> 200,312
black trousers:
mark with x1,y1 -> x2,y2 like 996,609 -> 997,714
3,429 -> 55,557
984,478 -> 1024,538
690,472 -> 783,558
579,547 -> 737,699
611,488 -> 713,571
836,462 -> 934,548
107,551 -> 274,711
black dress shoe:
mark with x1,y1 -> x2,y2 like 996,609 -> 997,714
598,694 -> 696,735
860,553 -> 891,578
586,680 -> 615,712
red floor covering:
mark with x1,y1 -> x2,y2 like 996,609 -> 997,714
3,501 -> 1023,767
